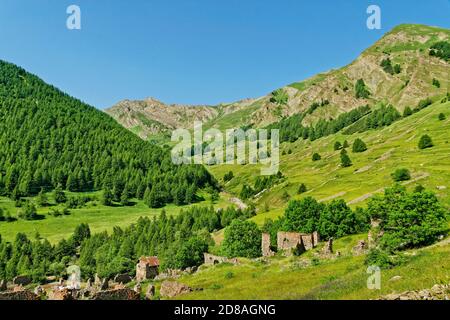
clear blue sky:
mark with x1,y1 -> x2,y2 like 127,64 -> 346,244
0,0 -> 449,109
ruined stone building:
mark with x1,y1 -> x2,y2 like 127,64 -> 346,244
136,256 -> 160,282
203,253 -> 238,266
262,231 -> 320,257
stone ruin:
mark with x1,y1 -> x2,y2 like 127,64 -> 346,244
322,238 -> 333,256
136,256 -> 160,282
114,273 -> 132,284
352,240 -> 368,255
262,231 -> 320,257
261,233 -> 275,257
203,253 -> 239,266
92,288 -> 140,300
159,281 -> 193,298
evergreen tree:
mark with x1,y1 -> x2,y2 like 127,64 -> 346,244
334,141 -> 342,151
418,135 -> 434,149
403,106 -> 413,117
438,113 -> 446,121
102,187 -> 114,206
37,188 -> 48,207
352,138 -> 367,153
340,149 -> 352,167
312,153 -> 321,161
297,183 -> 307,194
54,184 -> 67,204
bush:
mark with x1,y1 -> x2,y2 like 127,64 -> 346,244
352,138 -> 367,153
418,134 -> 433,149
222,220 -> 261,258
391,168 -> 411,182
365,249 -> 396,269
18,201 -> 38,220
438,113 -> 446,121
270,89 -> 288,105
223,171 -> 234,182
432,78 -> 440,88
312,153 -> 321,161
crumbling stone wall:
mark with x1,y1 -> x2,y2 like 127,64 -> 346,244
300,234 -> 314,250
203,253 -> 238,266
92,288 -> 140,300
0,290 -> 39,300
261,233 -> 275,257
277,232 -> 306,256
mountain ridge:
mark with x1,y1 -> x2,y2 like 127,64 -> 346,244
106,24 -> 449,139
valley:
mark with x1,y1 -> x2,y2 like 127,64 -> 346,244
0,23 -> 449,301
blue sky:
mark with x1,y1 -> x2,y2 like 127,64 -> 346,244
0,0 -> 449,109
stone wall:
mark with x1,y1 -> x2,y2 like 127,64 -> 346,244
92,288 -> 140,300
0,290 -> 39,300
203,253 -> 238,266
261,233 -> 274,257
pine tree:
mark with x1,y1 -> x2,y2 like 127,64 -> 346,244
37,188 -> 48,207
418,135 -> 433,149
352,138 -> 368,153
403,106 -> 413,117
340,149 -> 352,167
102,187 -> 114,206
334,141 -> 342,151
298,183 -> 307,194
54,184 -> 67,204
312,153 -> 321,161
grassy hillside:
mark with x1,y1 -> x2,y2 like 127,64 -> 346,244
208,98 -> 450,226
166,233 -> 450,300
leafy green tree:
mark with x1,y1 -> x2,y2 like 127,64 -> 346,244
366,185 -> 448,250
222,220 -> 261,258
352,138 -> 367,153
391,168 -> 411,182
283,197 -> 324,233
418,134 -> 433,149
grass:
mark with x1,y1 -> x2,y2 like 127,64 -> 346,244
0,191 -> 236,243
207,99 -> 450,225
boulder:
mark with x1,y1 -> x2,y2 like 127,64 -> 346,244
160,281 -> 192,298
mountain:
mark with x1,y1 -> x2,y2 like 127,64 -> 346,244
0,60 -> 215,206
107,24 -> 449,137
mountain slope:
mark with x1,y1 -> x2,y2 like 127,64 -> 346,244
0,60 -> 214,206
107,24 -> 449,136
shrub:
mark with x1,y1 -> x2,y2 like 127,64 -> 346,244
352,138 -> 367,153
18,201 -> 38,220
418,134 -> 433,149
403,106 -> 413,117
223,171 -> 234,182
432,78 -> 440,88
334,141 -> 342,151
297,183 -> 307,194
355,79 -> 370,99
270,89 -> 288,105
222,220 -> 261,258
438,113 -> 446,121
312,153 -> 321,161
391,168 -> 411,182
